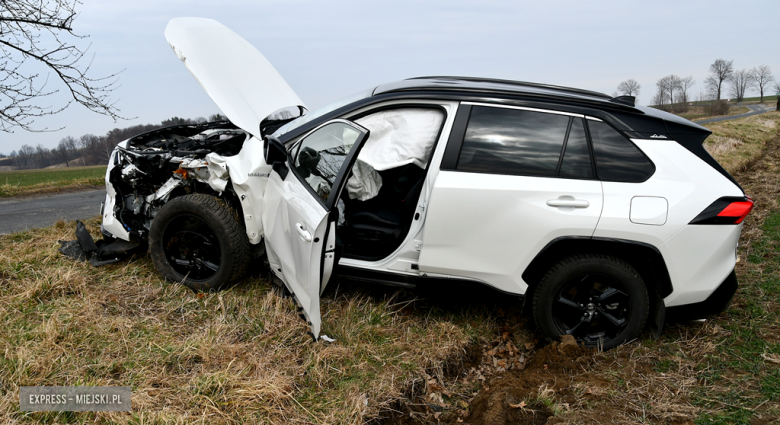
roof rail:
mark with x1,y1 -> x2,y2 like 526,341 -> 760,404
407,76 -> 612,99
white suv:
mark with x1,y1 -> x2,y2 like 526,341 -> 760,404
98,18 -> 752,349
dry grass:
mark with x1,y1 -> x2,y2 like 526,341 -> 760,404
677,105 -> 750,121
0,218 -> 499,423
704,111 -> 780,174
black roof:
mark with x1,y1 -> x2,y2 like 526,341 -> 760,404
374,76 -> 710,135
277,76 -> 710,145
375,76 -> 613,102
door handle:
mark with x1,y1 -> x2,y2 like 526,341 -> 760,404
295,223 -> 312,242
546,199 -> 590,208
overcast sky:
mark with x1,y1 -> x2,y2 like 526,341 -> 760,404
2,0 -> 777,154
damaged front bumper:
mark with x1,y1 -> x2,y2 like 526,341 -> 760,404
59,221 -> 142,266
100,121 -> 270,244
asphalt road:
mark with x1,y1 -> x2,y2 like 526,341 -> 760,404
0,189 -> 105,235
695,103 -> 775,125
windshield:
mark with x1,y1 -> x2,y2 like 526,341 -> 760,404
273,88 -> 373,136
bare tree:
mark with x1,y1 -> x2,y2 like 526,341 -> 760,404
617,79 -> 641,97
655,75 -> 677,109
35,143 -> 52,167
729,69 -> 756,104
0,0 -> 125,133
705,59 -> 734,100
752,65 -> 775,103
56,135 -> 75,166
18,144 -> 35,168
78,133 -> 99,150
674,76 -> 695,105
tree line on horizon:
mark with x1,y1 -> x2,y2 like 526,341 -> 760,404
616,60 -> 777,114
1,113 -> 226,170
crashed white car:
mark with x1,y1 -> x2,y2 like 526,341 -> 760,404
99,18 -> 752,348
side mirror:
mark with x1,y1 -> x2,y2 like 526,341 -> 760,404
263,136 -> 287,165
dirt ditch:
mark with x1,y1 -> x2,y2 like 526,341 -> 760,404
375,133 -> 780,424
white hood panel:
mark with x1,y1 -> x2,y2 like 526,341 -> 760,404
165,18 -> 305,138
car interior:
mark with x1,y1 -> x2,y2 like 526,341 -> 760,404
339,107 -> 443,260
292,107 -> 444,261
338,162 -> 427,260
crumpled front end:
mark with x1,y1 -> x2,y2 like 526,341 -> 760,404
101,121 -> 270,245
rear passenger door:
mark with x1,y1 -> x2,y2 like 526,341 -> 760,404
419,103 -> 603,294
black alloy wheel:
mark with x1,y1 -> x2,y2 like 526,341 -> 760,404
532,254 -> 649,350
149,194 -> 249,292
162,214 -> 221,281
551,272 -> 630,345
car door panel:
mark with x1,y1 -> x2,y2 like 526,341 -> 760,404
419,172 -> 603,294
263,171 -> 329,337
262,120 -> 368,340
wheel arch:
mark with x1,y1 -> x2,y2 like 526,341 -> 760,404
522,237 -> 673,303
167,181 -> 246,226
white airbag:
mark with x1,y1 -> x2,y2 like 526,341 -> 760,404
346,159 -> 383,201
355,109 -> 443,171
344,108 -> 442,201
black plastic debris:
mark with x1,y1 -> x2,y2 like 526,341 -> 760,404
58,221 -> 141,266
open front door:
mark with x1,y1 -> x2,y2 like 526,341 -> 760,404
262,120 -> 369,340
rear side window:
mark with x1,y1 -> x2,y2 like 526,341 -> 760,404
588,121 -> 654,182
559,118 -> 593,179
457,106 -> 570,177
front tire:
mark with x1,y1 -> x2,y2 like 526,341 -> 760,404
532,254 -> 649,350
149,194 -> 249,292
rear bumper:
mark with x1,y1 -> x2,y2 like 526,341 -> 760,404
666,269 -> 738,321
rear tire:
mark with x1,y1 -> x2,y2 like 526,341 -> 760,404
532,254 -> 649,350
149,194 -> 249,292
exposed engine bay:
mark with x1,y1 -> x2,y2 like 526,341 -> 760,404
102,121 -> 251,241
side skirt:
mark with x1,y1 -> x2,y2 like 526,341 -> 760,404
336,265 -> 525,299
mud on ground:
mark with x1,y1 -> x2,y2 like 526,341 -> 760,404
375,135 -> 780,424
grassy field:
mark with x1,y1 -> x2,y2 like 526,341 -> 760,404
0,112 -> 778,424
0,166 -> 106,198
686,95 -> 778,107
0,219 -> 506,423
737,94 -> 778,104
703,112 -> 780,174
676,105 -> 750,122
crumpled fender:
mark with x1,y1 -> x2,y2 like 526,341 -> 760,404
205,136 -> 272,244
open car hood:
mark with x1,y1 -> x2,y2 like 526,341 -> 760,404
165,18 -> 305,138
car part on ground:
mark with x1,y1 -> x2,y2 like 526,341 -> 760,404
58,220 -> 142,266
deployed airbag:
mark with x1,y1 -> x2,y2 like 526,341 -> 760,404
346,159 -> 382,201
355,108 -> 443,171
345,108 -> 443,201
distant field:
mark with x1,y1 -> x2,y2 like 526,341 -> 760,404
739,94 -> 778,103
679,105 -> 751,121
686,95 -> 778,107
0,166 -> 105,197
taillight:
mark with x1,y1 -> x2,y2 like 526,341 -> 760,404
690,196 -> 753,225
